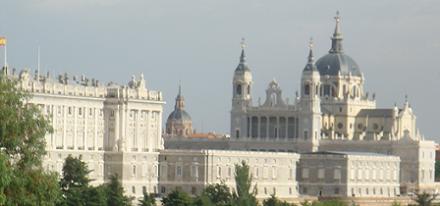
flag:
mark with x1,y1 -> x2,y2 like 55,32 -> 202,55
0,37 -> 6,46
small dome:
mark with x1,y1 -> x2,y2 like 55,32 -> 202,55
316,53 -> 361,77
167,109 -> 192,123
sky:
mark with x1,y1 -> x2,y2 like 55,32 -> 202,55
1,0 -> 439,141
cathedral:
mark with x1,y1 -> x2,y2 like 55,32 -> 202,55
2,12 -> 437,204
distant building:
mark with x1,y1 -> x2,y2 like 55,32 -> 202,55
165,86 -> 193,137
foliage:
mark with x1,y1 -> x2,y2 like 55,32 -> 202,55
316,200 -> 347,206
139,192 -> 156,206
162,188 -> 193,206
58,155 -> 107,206
263,194 -> 296,206
232,161 -> 258,206
193,194 -> 215,206
107,174 -> 132,206
413,192 -> 438,206
201,182 -> 232,206
435,161 -> 440,181
391,201 -> 401,206
0,74 -> 62,205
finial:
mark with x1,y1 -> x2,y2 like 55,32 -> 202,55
335,11 -> 340,23
239,38 -> 247,63
240,37 -> 246,49
178,83 -> 182,96
308,37 -> 315,63
329,10 -> 343,53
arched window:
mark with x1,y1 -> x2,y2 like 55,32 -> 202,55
236,84 -> 242,95
304,84 -> 310,96
236,130 -> 240,138
247,85 -> 251,94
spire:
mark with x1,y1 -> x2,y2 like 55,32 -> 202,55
304,38 -> 317,72
329,11 -> 344,53
175,84 -> 184,110
240,37 -> 247,64
308,37 -> 315,64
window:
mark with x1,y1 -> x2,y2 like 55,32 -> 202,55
228,167 -> 232,177
78,108 -> 82,115
143,186 -> 147,194
334,169 -> 341,180
68,107 -> 72,115
264,187 -> 267,195
89,108 -> 93,116
217,166 -> 222,177
161,187 -> 166,194
304,84 -> 310,95
337,123 -> 343,129
236,84 -> 242,95
191,165 -> 199,178
132,165 -> 136,176
236,130 -> 240,138
318,168 -> 325,179
176,166 -> 182,177
254,167 -> 259,178
302,168 -> 309,179
272,167 -> 277,179
334,187 -> 339,195
132,186 -> 136,194
263,167 -> 269,179
191,187 -> 197,195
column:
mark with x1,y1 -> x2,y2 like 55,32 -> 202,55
248,116 -> 252,140
266,116 -> 269,139
94,108 -> 98,151
157,111 -> 162,150
115,106 -> 120,151
84,106 -> 87,150
135,109 -> 139,151
146,111 -> 151,152
257,116 -> 261,139
73,106 -> 77,150
63,106 -> 67,149
285,117 -> 288,140
276,117 -> 279,140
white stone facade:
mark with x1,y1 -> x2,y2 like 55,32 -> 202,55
2,67 -> 164,199
298,152 -> 400,198
159,150 -> 300,200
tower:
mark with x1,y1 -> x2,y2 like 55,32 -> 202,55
298,39 -> 321,151
166,85 -> 193,137
231,39 -> 253,139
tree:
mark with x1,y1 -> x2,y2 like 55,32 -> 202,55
263,194 -> 296,206
107,174 -> 132,206
201,182 -> 232,206
435,161 -> 440,181
0,74 -> 62,205
161,188 -> 193,206
232,161 -> 258,206
413,192 -> 438,206
60,155 -> 91,190
139,192 -> 156,206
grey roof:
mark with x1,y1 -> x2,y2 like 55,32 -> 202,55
357,109 -> 395,117
167,109 -> 192,122
303,151 -> 391,157
315,53 -> 362,77
235,49 -> 251,72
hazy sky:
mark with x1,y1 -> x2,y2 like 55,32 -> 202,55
1,0 -> 439,141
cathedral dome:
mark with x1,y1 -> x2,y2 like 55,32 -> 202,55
316,12 -> 362,77
167,109 -> 192,123
316,53 -> 361,77
165,85 -> 193,137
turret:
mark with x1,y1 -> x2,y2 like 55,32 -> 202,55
231,38 -> 253,139
298,39 -> 321,151
232,38 -> 253,109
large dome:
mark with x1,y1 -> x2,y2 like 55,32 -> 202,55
316,53 -> 361,77
167,109 -> 192,122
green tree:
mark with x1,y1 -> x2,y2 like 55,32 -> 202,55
201,182 -> 232,206
232,161 -> 258,206
58,155 -> 107,206
107,174 -> 132,206
161,188 -> 193,206
435,161 -> 440,181
413,192 -> 438,206
139,192 -> 156,206
263,194 -> 296,206
0,74 -> 62,205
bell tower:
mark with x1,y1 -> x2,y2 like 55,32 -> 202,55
231,38 -> 253,139
298,39 -> 321,151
